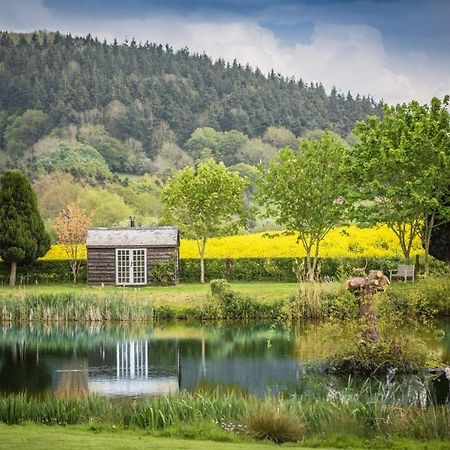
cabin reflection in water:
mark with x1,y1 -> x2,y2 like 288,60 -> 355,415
1,323 -> 449,402
87,340 -> 179,397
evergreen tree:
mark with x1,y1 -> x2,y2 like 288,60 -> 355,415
0,170 -> 50,285
0,31 -> 382,159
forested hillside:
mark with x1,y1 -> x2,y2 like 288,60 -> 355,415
0,31 -> 381,159
0,30 -> 383,233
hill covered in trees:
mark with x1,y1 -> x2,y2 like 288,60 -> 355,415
0,31 -> 382,161
0,30 -> 384,233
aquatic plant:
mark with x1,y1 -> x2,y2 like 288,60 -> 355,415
0,292 -> 154,322
0,385 -> 449,441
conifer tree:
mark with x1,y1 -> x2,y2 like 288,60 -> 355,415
0,170 -> 50,286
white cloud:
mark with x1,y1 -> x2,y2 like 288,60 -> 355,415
0,0 -> 449,104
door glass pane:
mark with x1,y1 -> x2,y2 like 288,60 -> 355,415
117,249 -> 146,285
117,249 -> 130,284
132,249 -> 146,284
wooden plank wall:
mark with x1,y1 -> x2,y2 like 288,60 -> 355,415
87,247 -> 116,285
87,246 -> 179,285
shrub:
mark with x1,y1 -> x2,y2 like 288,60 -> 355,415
0,260 -> 86,284
148,259 -> 177,284
287,282 -> 357,320
379,277 -> 450,318
209,279 -> 285,320
327,333 -> 432,374
243,407 -> 307,443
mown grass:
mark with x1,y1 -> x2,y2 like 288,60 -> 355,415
0,281 -> 300,304
4,424 -> 450,449
0,424 -> 267,450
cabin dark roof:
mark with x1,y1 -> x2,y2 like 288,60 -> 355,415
86,227 -> 179,248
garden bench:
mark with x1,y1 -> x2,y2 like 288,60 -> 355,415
389,264 -> 415,283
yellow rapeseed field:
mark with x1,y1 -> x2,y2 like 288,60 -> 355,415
42,225 -> 421,260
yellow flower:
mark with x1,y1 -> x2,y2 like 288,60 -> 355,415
41,226 -> 422,261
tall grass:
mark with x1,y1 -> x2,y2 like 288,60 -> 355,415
0,292 -> 154,322
0,386 -> 449,441
288,281 -> 357,320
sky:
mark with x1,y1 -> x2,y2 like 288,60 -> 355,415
1,0 -> 449,104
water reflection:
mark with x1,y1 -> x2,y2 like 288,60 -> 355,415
0,321 -> 448,402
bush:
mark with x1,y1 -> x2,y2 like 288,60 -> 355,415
379,277 -> 450,317
148,259 -> 177,285
287,282 -> 358,320
0,260 -> 86,284
209,279 -> 285,320
181,256 -> 436,283
7,254 -> 446,285
326,333 -> 433,374
243,407 -> 307,443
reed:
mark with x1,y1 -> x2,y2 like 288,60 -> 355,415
0,292 -> 154,322
0,386 -> 449,442
288,281 -> 357,320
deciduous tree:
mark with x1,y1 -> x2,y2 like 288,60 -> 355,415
352,96 -> 450,275
0,170 -> 50,286
54,202 -> 91,283
162,159 -> 247,283
258,132 -> 350,281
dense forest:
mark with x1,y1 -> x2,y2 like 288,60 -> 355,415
0,31 -> 381,157
0,30 -> 383,233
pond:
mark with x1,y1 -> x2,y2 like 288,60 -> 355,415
0,320 -> 449,402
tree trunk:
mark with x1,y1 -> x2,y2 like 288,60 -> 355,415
310,239 -> 320,282
72,263 -> 77,284
305,253 -> 314,282
358,293 -> 379,343
9,260 -> 17,287
200,257 -> 205,284
424,247 -> 430,278
391,222 -> 418,263
199,238 -> 207,284
345,271 -> 390,344
422,214 -> 435,278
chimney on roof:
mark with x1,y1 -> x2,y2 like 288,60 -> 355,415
130,216 -> 136,227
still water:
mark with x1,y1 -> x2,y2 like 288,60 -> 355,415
0,320 -> 449,401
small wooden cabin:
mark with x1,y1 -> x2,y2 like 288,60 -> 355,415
86,227 -> 180,286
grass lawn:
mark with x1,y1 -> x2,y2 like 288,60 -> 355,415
0,424 -> 274,450
1,424 -> 449,450
0,281 -> 301,305
0,279 -> 428,309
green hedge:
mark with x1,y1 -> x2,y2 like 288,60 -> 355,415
180,257 -> 407,283
0,256 -> 446,285
0,260 -> 86,285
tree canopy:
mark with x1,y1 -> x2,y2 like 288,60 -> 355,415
352,96 -> 450,274
0,31 -> 382,159
162,159 -> 247,282
258,132 -> 351,280
37,143 -> 111,181
0,170 -> 50,285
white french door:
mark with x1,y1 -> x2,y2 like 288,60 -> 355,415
116,249 -> 147,285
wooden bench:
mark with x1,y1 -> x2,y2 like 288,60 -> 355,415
389,264 -> 415,282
